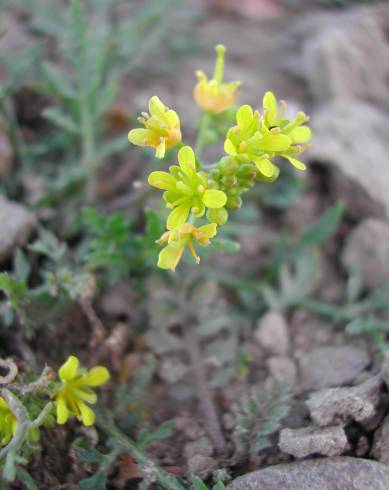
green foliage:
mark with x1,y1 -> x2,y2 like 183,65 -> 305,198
302,276 -> 389,353
262,252 -> 320,311
191,476 -> 227,490
234,380 -> 290,454
81,208 -> 137,281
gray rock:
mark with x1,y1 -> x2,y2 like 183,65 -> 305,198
267,356 -> 297,385
307,101 -> 389,220
229,457 -> 389,490
381,354 -> 389,390
306,375 -> 383,427
341,219 -> 389,290
372,413 -> 389,464
299,345 -> 369,391
186,454 -> 217,480
279,426 -> 348,459
0,196 -> 36,262
303,6 -> 389,110
255,312 -> 290,355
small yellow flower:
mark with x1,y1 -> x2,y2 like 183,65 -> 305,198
148,146 -> 227,230
157,222 -> 217,271
55,356 -> 110,426
194,45 -> 240,115
0,397 -> 17,446
128,96 -> 182,158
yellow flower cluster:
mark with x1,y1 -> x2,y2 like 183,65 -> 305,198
128,44 -> 311,271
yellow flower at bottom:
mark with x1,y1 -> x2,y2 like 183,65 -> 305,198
0,397 -> 17,446
194,45 -> 240,115
157,223 -> 217,271
128,96 -> 182,158
55,356 -> 110,427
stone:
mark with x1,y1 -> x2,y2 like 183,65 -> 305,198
306,101 -> 389,220
267,356 -> 297,385
0,196 -> 37,262
279,426 -> 348,458
341,219 -> 389,290
303,6 -> 389,110
371,414 -> 389,465
299,345 -> 369,391
255,311 -> 290,355
381,354 -> 389,390
306,375 -> 383,428
229,457 -> 389,490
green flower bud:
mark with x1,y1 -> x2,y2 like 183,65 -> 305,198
218,156 -> 239,175
226,195 -> 242,210
206,207 -> 229,226
207,179 -> 220,189
222,175 -> 238,187
238,177 -> 255,189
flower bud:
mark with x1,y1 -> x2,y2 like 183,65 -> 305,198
226,195 -> 242,210
206,207 -> 229,226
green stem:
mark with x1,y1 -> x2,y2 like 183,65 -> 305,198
80,97 -> 98,203
0,98 -> 24,165
194,111 -> 211,162
99,413 -> 186,490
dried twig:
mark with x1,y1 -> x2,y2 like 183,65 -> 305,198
79,297 -> 106,348
0,358 -> 18,385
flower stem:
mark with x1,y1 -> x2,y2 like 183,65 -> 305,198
194,111 -> 211,162
99,412 -> 186,490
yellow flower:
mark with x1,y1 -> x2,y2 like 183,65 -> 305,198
128,96 -> 182,158
55,356 -> 110,426
148,145 -> 227,230
194,45 -> 240,114
0,397 -> 17,446
157,222 -> 217,271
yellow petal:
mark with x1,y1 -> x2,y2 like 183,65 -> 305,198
82,366 -> 110,387
285,156 -> 307,171
59,356 -> 79,382
202,189 -> 227,209
157,244 -> 184,271
167,203 -> 191,230
197,223 -> 217,240
155,139 -> 166,159
148,96 -> 166,118
73,387 -> 97,404
148,171 -> 177,191
56,396 -> 70,424
224,138 -> 237,156
178,146 -> 196,175
128,128 -> 153,147
254,158 -> 278,178
78,402 -> 95,426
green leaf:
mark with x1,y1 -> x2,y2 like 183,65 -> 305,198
15,468 -> 38,490
14,249 -> 31,283
191,476 -> 209,490
262,253 -> 319,311
41,61 -> 75,99
296,202 -> 344,251
42,107 -> 79,134
0,273 -> 28,309
79,472 -> 106,490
